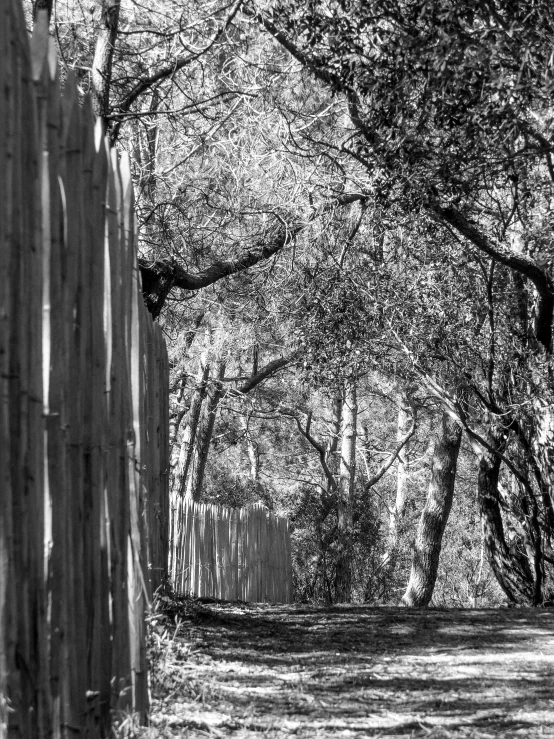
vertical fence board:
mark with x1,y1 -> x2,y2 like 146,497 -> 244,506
171,500 -> 293,604
2,6 -> 170,735
0,3 -> 14,728
8,5 -> 42,731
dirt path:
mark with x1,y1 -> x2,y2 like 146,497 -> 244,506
142,601 -> 554,738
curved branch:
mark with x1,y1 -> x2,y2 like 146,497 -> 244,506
238,352 -> 299,394
241,3 -> 339,89
139,193 -> 367,318
362,419 -> 416,491
110,0 -> 243,140
139,223 -> 298,318
432,205 -> 553,350
251,5 -> 554,351
279,407 -> 337,493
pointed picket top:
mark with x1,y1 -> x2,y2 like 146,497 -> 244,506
119,150 -> 133,206
30,9 -> 49,82
92,126 -> 109,197
61,70 -> 81,149
94,116 -> 104,154
81,96 -> 97,174
47,35 -> 57,80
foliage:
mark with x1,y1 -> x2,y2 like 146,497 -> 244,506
49,0 -> 554,606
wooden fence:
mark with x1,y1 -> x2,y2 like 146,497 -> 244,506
1,4 -> 169,736
170,500 -> 293,603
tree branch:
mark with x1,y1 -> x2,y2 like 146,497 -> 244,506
139,192 -> 366,318
110,0 -> 242,140
251,5 -> 554,351
362,419 -> 416,491
139,223 -> 298,319
237,352 -> 299,394
432,204 -> 553,350
279,406 -> 338,494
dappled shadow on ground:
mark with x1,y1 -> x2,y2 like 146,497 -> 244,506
143,603 -> 554,738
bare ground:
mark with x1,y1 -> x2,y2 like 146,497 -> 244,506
139,599 -> 554,739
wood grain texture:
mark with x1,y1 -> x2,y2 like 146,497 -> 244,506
2,5 -> 170,734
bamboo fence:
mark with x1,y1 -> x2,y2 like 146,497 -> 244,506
1,4 -> 170,736
170,500 -> 294,604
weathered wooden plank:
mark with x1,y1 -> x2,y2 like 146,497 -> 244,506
9,4 -> 47,731
229,508 -> 238,601
208,505 -> 215,598
159,336 -> 169,575
3,3 -> 170,732
61,70 -> 91,731
171,501 -> 293,605
105,142 -> 133,712
182,498 -> 192,593
88,105 -> 112,734
39,33 -> 69,739
0,2 -> 14,729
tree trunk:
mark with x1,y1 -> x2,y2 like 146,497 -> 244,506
402,412 -> 462,607
186,359 -> 226,501
334,377 -> 357,603
91,0 -> 121,127
173,354 -> 210,497
326,392 -> 342,491
382,388 -> 414,576
478,427 -> 535,604
532,398 -> 554,536
241,413 -> 260,481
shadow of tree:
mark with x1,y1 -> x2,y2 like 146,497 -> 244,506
150,604 -> 554,737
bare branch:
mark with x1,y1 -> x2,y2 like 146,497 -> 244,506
278,406 -> 338,493
111,0 -> 242,139
139,193 -> 367,318
431,205 -> 553,350
362,420 -> 416,491
237,352 -> 299,394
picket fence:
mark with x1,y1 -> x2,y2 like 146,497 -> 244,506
170,500 -> 293,603
1,4 -> 169,736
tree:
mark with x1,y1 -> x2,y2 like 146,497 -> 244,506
381,386 -> 416,580
334,376 -> 357,602
402,412 -> 462,607
251,0 -> 554,604
49,0 -> 550,606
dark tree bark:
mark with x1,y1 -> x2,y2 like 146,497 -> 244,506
237,352 -> 298,394
138,227 -> 296,319
138,193 -> 366,319
186,359 -> 226,501
431,206 -> 554,351
478,427 -> 535,604
325,392 -> 342,493
402,412 -> 462,607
